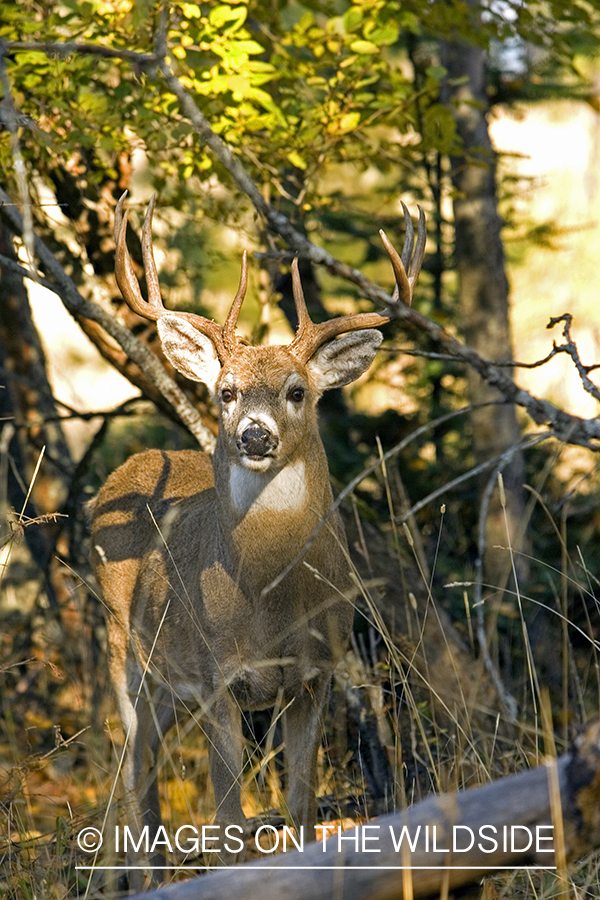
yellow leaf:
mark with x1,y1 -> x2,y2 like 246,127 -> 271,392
287,150 -> 307,170
338,111 -> 361,133
349,39 -> 379,54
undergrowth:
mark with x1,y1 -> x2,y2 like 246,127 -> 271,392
1,441 -> 599,900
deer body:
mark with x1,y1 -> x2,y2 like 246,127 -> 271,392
90,195 -> 425,878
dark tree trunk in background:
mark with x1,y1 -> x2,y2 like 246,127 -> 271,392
0,219 -> 73,600
441,33 -> 529,594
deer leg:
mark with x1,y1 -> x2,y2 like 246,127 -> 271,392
111,634 -> 176,887
284,675 -> 331,838
110,654 -> 139,821
203,691 -> 247,862
106,639 -> 150,892
130,686 -> 177,880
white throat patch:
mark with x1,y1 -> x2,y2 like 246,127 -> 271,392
229,460 -> 307,515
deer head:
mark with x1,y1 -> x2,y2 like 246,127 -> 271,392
114,193 -> 425,475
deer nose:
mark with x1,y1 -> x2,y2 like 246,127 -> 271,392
238,424 -> 278,458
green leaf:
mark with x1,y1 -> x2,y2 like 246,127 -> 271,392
208,5 -> 247,30
180,2 -> 201,18
14,50 -> 50,66
230,39 -> 265,56
425,65 -> 448,81
113,81 -> 131,100
342,8 -> 363,32
364,22 -> 400,45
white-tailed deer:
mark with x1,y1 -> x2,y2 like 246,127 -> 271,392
89,194 -> 425,878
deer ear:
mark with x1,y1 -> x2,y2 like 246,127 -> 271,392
308,330 -> 383,391
157,314 -> 222,392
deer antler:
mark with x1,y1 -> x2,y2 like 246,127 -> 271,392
288,204 -> 426,363
114,192 -> 248,362
287,260 -> 389,364
114,195 -> 425,366
379,203 -> 426,306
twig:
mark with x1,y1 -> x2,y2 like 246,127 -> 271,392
0,374 -> 147,424
547,313 -> 600,404
2,39 -> 157,68
395,432 -> 551,528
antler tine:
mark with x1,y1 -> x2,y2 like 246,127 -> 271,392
288,257 -> 389,364
141,194 -> 167,314
379,203 -> 426,307
411,205 -> 427,284
400,201 -> 414,271
114,190 -> 126,245
222,250 -> 248,353
290,256 -> 313,331
114,192 -> 166,321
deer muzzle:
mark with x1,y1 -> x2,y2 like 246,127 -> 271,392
237,423 -> 279,459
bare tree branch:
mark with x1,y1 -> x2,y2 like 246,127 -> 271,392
1,38 -> 157,68
547,313 -> 600,403
395,433 -> 551,526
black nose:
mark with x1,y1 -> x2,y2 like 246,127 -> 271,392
238,424 -> 278,458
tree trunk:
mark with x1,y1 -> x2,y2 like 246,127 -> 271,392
0,219 -> 73,599
441,31 -> 529,596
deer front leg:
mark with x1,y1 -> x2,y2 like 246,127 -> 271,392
284,675 -> 331,839
203,691 -> 247,863
131,689 -> 177,873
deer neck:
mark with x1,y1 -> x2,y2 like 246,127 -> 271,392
212,434 -> 332,525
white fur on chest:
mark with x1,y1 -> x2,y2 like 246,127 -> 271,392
229,460 -> 307,515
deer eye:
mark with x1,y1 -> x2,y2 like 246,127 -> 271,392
221,387 -> 235,403
288,387 -> 305,403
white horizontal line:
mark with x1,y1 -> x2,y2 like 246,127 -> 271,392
76,865 -> 557,871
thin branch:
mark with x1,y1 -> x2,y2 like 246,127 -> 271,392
0,366 -> 147,428
547,313 -> 600,404
389,343 -> 558,370
394,433 -> 550,525
2,39 -> 157,68
0,375 -> 148,424
0,252 -> 65,292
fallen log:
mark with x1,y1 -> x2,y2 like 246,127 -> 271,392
131,720 -> 600,900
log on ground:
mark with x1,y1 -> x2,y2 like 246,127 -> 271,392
132,719 -> 600,900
